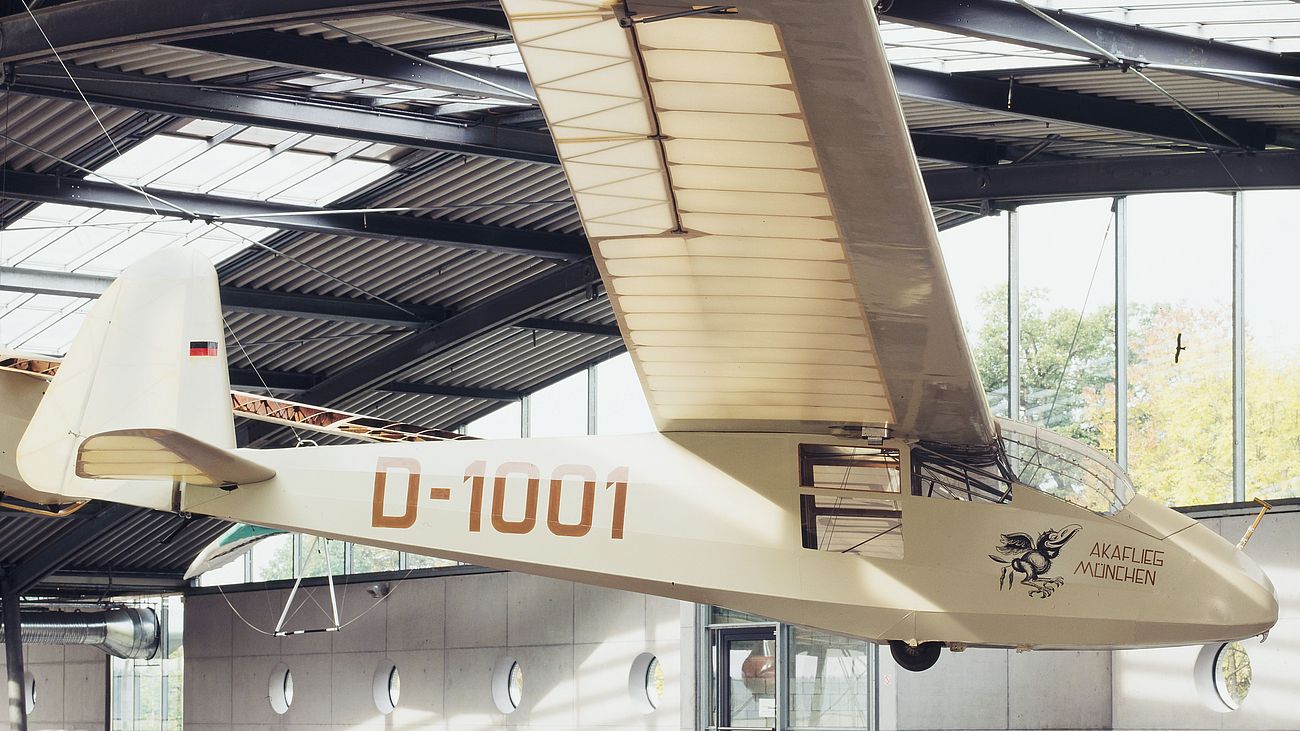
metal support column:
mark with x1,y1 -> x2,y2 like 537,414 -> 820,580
1008,209 -> 1021,419
694,604 -> 711,731
1232,192 -> 1247,502
2,577 -> 28,731
1114,197 -> 1129,469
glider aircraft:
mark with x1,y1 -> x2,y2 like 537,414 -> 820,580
1,0 -> 1278,671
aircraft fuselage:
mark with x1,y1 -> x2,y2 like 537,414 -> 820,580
179,432 -> 1276,650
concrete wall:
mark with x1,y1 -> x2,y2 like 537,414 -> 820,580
185,570 -> 693,731
1111,512 -> 1298,731
0,643 -> 106,731
882,509 -> 1300,731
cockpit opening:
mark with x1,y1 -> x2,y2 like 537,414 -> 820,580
911,442 -> 1014,505
997,418 -> 1136,516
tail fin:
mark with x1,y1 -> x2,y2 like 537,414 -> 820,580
17,248 -> 241,509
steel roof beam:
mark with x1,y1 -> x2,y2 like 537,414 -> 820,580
0,170 -> 587,260
892,65 -> 1275,151
515,318 -> 620,338
923,151 -> 1300,206
879,0 -> 1300,96
243,259 -> 602,444
0,266 -> 615,341
394,4 -> 1278,151
0,266 -> 437,326
221,289 -> 446,327
171,30 -> 533,103
4,502 -> 138,596
0,266 -> 111,299
229,367 -> 320,391
0,0 -> 447,63
290,259 -> 601,406
10,64 -> 559,165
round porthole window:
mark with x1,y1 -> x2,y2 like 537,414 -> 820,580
628,652 -> 666,714
269,663 -> 294,715
1195,641 -> 1252,712
372,661 -> 400,715
23,671 -> 35,713
491,657 -> 522,714
1213,641 -> 1251,710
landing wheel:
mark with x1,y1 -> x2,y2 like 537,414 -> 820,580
889,640 -> 942,672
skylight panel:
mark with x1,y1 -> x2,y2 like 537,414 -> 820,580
431,42 -> 526,73
152,143 -> 266,192
0,293 -> 87,352
90,135 -> 207,185
233,128 -> 297,146
0,118 -> 396,353
16,215 -> 132,271
212,150 -> 324,199
295,135 -> 356,155
271,158 -> 390,207
14,306 -> 87,354
174,119 -> 230,138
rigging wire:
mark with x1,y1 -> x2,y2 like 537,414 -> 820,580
18,0 -> 162,218
317,22 -> 537,103
1040,206 -> 1114,431
1011,0 -> 1246,152
223,317 -> 306,444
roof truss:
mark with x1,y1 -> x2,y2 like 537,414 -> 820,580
0,169 -> 588,260
9,63 -> 558,165
879,0 -> 1300,97
170,29 -> 534,103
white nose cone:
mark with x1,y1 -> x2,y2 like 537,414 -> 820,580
1234,549 -> 1279,633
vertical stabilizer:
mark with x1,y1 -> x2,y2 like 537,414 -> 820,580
17,248 -> 233,509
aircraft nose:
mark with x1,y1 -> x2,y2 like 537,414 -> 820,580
1233,549 -> 1279,631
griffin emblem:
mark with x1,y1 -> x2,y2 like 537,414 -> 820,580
989,524 -> 1082,599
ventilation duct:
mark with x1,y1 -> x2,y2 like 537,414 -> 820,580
0,607 -> 159,660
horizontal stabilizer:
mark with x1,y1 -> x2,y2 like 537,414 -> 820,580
77,428 -> 275,487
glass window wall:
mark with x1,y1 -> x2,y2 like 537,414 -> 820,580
1126,193 -> 1234,505
111,595 -> 183,731
938,190 -> 1298,507
939,212 -> 1010,416
1243,190 -> 1300,501
1018,199 -> 1117,451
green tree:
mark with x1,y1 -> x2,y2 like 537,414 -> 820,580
974,284 -> 1116,446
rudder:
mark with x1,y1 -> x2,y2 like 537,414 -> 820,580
17,248 -> 235,509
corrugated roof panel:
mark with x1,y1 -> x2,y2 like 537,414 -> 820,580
367,156 -> 580,234
223,310 -> 404,376
221,235 -> 559,310
70,44 -> 271,81
0,95 -> 144,171
1005,69 -> 1300,136
285,14 -> 500,47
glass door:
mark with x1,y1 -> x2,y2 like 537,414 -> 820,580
715,627 -> 778,730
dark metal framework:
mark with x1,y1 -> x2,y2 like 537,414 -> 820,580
9,64 -> 560,165
0,169 -> 587,259
878,0 -> 1300,96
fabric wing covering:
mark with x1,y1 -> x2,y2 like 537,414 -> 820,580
502,0 -> 995,445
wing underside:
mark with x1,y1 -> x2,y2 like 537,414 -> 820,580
503,0 -> 994,445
